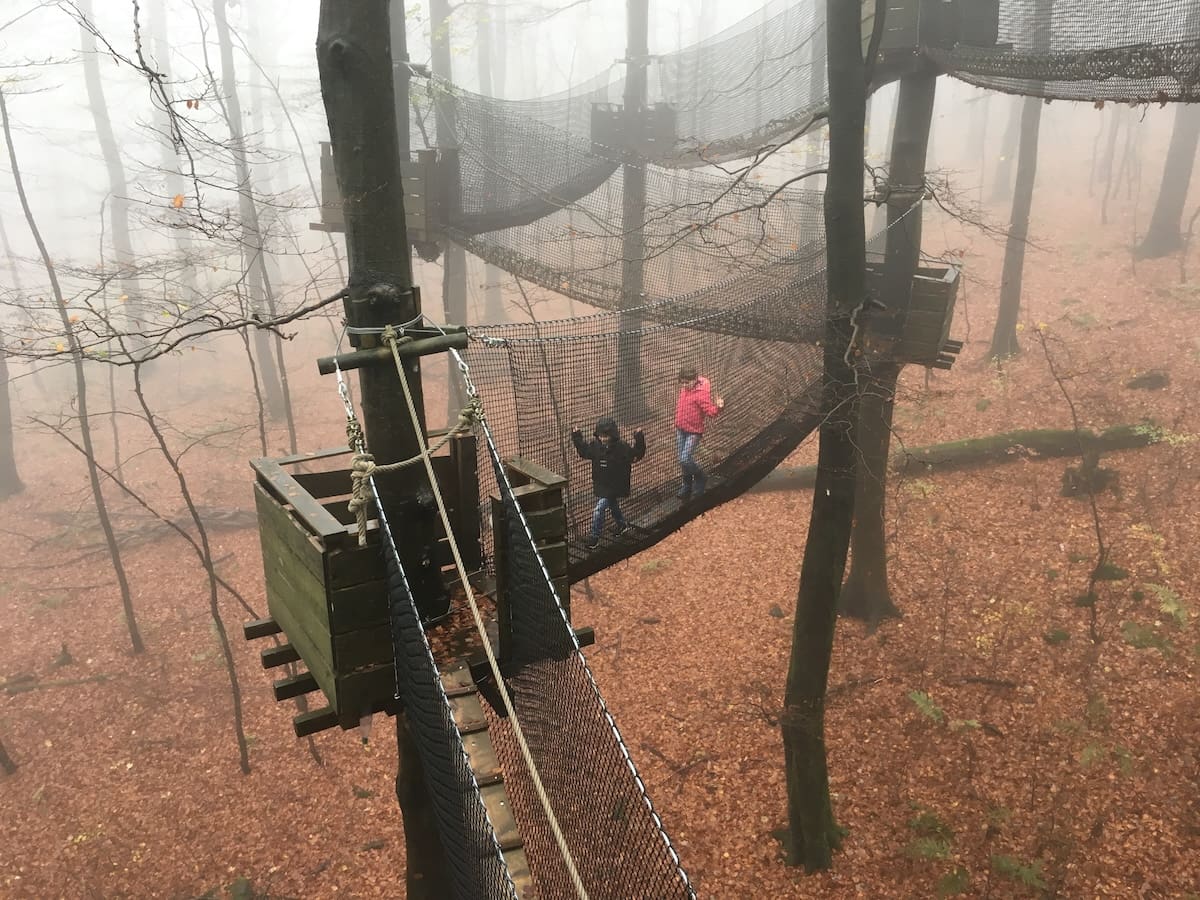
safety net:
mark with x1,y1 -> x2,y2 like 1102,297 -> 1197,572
933,0 -> 1200,102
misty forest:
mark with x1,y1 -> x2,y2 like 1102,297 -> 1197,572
1,0 -> 1198,897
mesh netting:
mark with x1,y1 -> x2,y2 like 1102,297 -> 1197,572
932,0 -> 1200,102
455,227 -> 891,579
377,493 -> 518,900
480,425 -> 695,899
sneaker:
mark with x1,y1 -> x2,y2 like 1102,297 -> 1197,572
583,535 -> 600,549
692,475 -> 707,497
614,523 -> 632,537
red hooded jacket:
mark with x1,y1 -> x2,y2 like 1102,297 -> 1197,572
675,376 -> 721,434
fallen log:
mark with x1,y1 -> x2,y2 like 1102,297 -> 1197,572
752,425 -> 1161,493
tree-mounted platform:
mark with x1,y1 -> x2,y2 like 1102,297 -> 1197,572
310,141 -> 435,242
862,262 -> 963,369
244,437 -> 480,736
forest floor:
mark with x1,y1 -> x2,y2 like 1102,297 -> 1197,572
2,183 -> 1199,898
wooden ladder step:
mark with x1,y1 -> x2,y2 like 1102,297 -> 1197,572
293,706 -> 339,737
274,672 -> 319,701
261,644 -> 300,669
243,616 -> 282,641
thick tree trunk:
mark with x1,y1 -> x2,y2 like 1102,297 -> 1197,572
1,87 -> 144,656
211,0 -> 287,420
430,0 -> 469,424
989,94 -> 1043,359
0,340 -> 22,498
782,0 -> 868,871
476,6 -> 506,322
841,70 -> 937,626
615,0 -> 651,421
316,3 -> 450,895
1136,105 -> 1200,259
78,0 -> 141,329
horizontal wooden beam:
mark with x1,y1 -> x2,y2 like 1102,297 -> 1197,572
274,671 -> 319,702
261,644 -> 301,669
293,706 -> 340,737
243,617 -> 282,641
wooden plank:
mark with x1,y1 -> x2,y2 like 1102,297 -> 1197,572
523,506 -> 566,542
441,661 -> 477,697
253,460 -> 350,545
261,644 -> 300,668
336,664 -> 396,726
462,731 -> 504,784
255,483 -> 326,586
574,626 -> 596,649
448,693 -> 490,735
274,672 -> 319,701
334,626 -> 394,671
328,578 -> 389,634
512,484 -> 563,513
327,541 -> 389,590
491,498 -> 512,664
259,524 -> 337,708
293,706 -> 340,737
292,469 -> 354,501
242,617 -> 281,641
480,782 -> 524,852
504,848 -> 536,900
552,575 -> 571,622
505,457 -> 566,488
535,541 -> 568,577
252,446 -> 351,470
451,435 -> 482,571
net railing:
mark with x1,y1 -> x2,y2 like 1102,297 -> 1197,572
476,407 -> 696,899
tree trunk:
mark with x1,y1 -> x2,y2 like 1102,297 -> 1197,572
991,94 -> 1021,203
989,94 -> 1043,359
782,0 -> 868,871
430,0 -> 469,426
1136,104 -> 1200,258
147,0 -> 196,299
476,5 -> 506,322
1,87 -> 145,656
210,0 -> 287,421
78,0 -> 141,330
615,0 -> 651,421
1098,106 -> 1122,224
0,339 -> 22,498
316,3 -> 450,895
841,70 -> 937,626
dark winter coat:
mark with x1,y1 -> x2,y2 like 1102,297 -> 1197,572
571,417 -> 646,499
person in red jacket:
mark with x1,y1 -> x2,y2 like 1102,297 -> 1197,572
674,365 -> 724,499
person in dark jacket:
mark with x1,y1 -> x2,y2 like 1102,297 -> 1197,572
571,417 -> 646,548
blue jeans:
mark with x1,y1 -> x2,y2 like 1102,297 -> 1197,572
676,429 -> 705,495
590,497 -> 626,538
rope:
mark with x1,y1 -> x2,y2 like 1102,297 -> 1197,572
346,386 -> 483,547
380,325 -> 592,900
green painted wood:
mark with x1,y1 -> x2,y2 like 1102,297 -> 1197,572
253,461 -> 349,546
254,483 -> 325,586
506,457 -> 566,488
333,625 -> 393,671
512,484 -> 563,513
452,435 -> 481,570
328,579 -> 389,633
291,468 -> 355,501
535,541 -> 568,577
327,540 -> 388,590
336,663 -> 395,725
263,563 -> 338,710
523,506 -> 566,541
